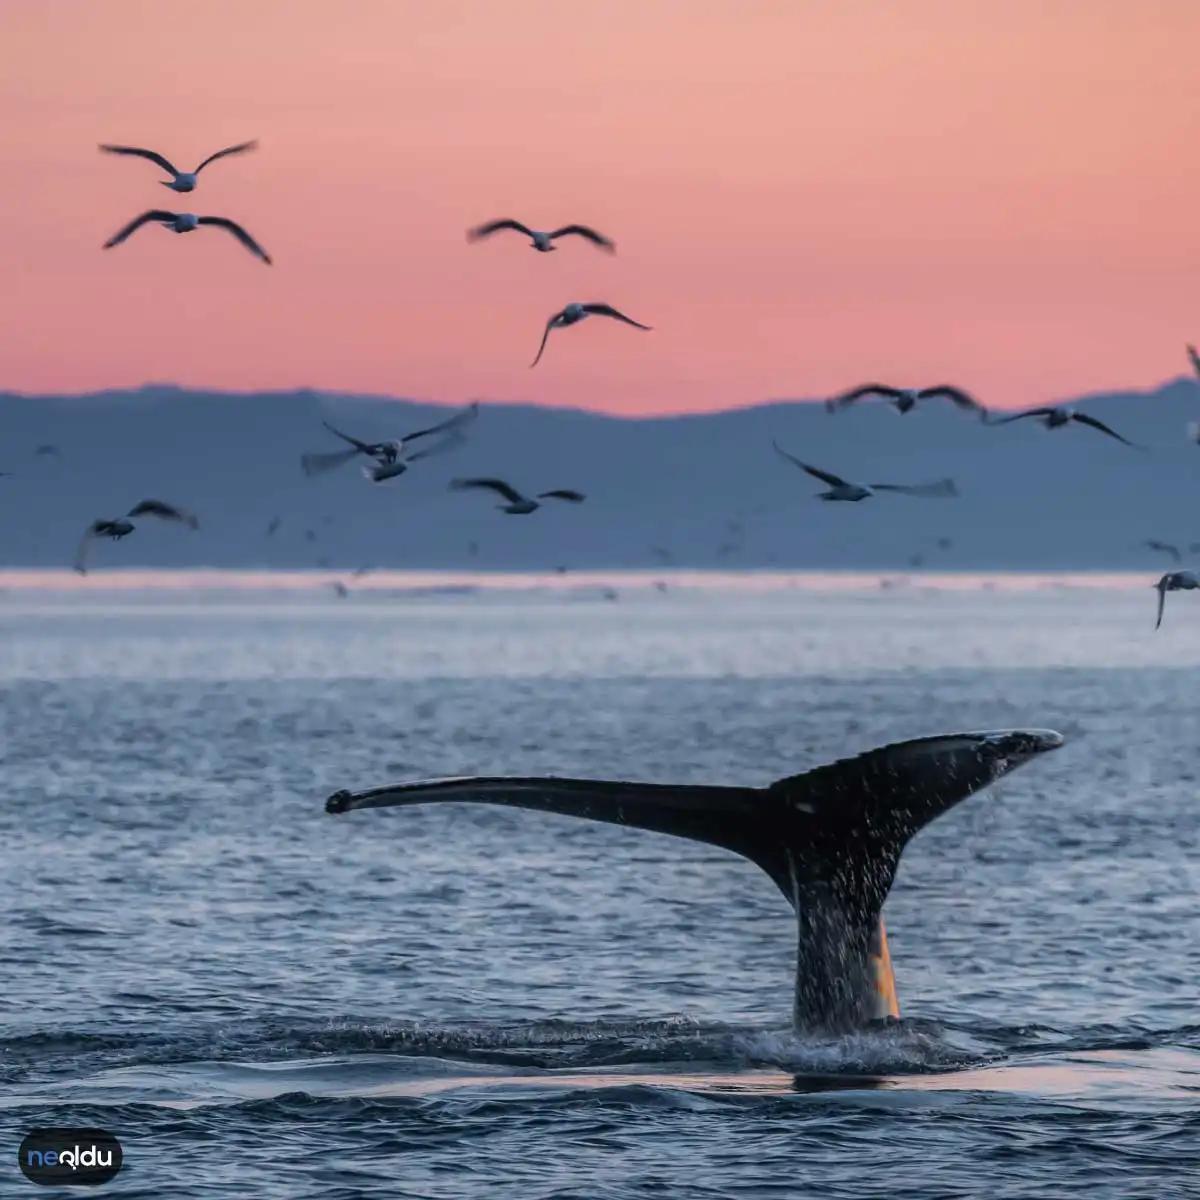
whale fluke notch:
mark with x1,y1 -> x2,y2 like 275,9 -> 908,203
324,728 -> 1063,1031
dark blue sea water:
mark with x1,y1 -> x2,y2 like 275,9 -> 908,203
2,578 -> 1198,1198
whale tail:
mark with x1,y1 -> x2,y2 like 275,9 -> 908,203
325,728 -> 1063,1031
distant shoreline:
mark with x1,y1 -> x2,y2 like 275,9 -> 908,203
0,567 -> 1157,595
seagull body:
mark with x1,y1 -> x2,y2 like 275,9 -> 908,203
530,303 -> 651,368
103,210 -> 272,263
74,499 -> 198,574
302,403 -> 479,480
99,141 -> 257,192
986,405 -> 1138,447
1154,570 -> 1200,630
467,219 -> 615,254
825,383 -> 987,417
772,441 -> 958,502
450,477 -> 585,515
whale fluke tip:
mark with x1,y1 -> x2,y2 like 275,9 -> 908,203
326,789 -> 354,814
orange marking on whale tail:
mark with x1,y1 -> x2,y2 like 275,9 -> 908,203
869,918 -> 901,1020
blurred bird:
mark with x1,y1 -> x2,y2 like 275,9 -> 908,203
772,441 -> 958,502
103,211 -> 271,263
1154,570 -> 1200,630
99,140 -> 257,192
74,499 -> 198,574
450,478 -> 585,515
986,405 -> 1139,447
302,403 -> 478,480
826,383 -> 987,418
531,303 -> 651,368
467,219 -> 615,254
1144,539 -> 1183,564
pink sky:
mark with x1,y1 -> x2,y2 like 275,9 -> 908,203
0,0 -> 1195,415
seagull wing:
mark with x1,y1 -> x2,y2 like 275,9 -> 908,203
403,401 -> 480,444
771,440 -> 848,487
450,477 -> 525,504
985,408 -> 1055,425
467,219 -> 536,241
73,522 -> 106,575
193,140 -> 258,173
825,384 -> 900,412
920,385 -> 986,412
530,316 -> 560,368
1071,412 -> 1139,447
870,479 -> 960,498
407,430 -> 469,463
548,225 -> 616,252
103,210 -> 178,249
537,489 -> 586,503
1155,579 -> 1168,630
320,421 -> 376,453
581,303 -> 652,330
127,499 -> 199,529
196,217 -> 272,263
99,145 -> 180,176
301,447 -> 363,476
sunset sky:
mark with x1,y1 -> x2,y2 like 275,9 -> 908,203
0,0 -> 1195,415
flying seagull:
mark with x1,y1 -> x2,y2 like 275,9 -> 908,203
73,498 -> 198,574
1144,539 -> 1183,564
301,402 -> 479,481
985,405 -> 1139,447
1154,570 -> 1200,630
772,441 -> 958,502
103,210 -> 271,263
530,303 -> 651,368
449,477 -> 585,515
1188,344 -> 1200,378
99,140 -> 257,192
825,383 -> 987,418
467,219 -> 615,254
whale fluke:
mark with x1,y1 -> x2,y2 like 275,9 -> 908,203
325,728 -> 1063,1031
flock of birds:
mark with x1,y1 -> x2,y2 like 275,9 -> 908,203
52,140 -> 1200,626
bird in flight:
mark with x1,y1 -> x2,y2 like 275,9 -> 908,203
103,211 -> 271,263
301,403 -> 478,481
1187,344 -> 1200,378
772,441 -> 958,502
1154,570 -> 1200,630
99,140 -> 258,192
74,499 -> 198,574
530,303 -> 651,368
1144,539 -> 1183,564
825,383 -> 987,418
449,477 -> 585,515
467,219 -> 615,254
985,405 -> 1140,447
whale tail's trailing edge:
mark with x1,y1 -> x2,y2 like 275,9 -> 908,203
325,728 -> 1063,1032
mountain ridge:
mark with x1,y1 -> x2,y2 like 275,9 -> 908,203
1,379 -> 1197,571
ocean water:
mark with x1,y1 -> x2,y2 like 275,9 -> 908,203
1,574 -> 1198,1199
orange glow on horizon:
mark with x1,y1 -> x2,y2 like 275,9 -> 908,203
0,0 -> 1196,415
